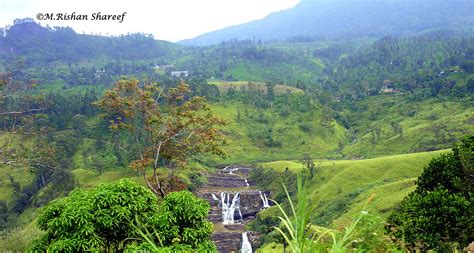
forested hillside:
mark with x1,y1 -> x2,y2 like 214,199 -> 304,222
0,18 -> 180,66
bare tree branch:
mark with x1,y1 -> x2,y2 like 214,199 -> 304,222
0,107 -> 47,116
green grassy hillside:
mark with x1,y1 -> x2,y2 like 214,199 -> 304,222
341,96 -> 474,158
208,101 -> 348,164
205,95 -> 472,164
208,80 -> 304,95
221,61 -> 320,83
259,149 -> 449,226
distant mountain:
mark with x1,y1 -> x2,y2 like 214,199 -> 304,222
179,0 -> 474,46
0,19 -> 181,66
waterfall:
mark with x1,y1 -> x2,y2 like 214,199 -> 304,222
263,192 -> 270,207
221,192 -> 242,224
229,168 -> 238,174
241,232 -> 252,253
238,208 -> 243,222
259,191 -> 270,208
211,193 -> 219,201
223,166 -> 239,174
244,179 -> 250,187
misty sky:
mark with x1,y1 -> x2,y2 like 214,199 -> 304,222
0,0 -> 300,42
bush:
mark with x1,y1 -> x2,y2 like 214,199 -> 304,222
386,135 -> 474,251
298,122 -> 314,133
156,191 -> 215,248
125,190 -> 216,252
30,179 -> 216,252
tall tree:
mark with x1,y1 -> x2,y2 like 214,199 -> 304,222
95,78 -> 226,197
320,107 -> 334,137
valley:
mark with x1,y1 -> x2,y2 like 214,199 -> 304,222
0,1 -> 473,251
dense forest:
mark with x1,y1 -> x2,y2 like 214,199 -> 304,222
0,16 -> 473,252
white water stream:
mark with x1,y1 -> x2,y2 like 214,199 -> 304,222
259,191 -> 270,208
223,166 -> 239,174
240,232 -> 252,253
220,192 -> 243,224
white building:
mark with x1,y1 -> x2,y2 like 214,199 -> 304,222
171,71 -> 189,78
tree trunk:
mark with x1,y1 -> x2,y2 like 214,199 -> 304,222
143,169 -> 159,195
153,167 -> 166,198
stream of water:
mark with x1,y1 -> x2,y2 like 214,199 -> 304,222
259,191 -> 270,208
197,166 -> 271,252
220,192 -> 243,224
241,232 -> 252,253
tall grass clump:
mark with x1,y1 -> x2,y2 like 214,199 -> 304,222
272,173 -> 394,252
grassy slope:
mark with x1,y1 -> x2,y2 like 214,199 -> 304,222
208,101 -> 348,164
257,242 -> 285,253
0,166 -> 33,204
261,149 -> 448,226
0,134 -> 34,205
223,61 -> 320,83
0,208 -> 44,251
208,80 -> 304,95
342,96 -> 474,158
208,94 -> 473,164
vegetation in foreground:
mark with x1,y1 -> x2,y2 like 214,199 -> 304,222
31,179 -> 215,252
252,149 -> 448,226
252,135 -> 473,252
14,136 -> 471,252
386,135 -> 473,251
271,174 -> 396,252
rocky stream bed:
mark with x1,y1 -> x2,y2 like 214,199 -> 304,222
196,166 -> 270,253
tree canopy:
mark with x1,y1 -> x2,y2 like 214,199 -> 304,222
30,179 -> 216,252
94,78 -> 226,196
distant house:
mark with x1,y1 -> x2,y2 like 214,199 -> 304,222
171,71 -> 189,78
154,64 -> 174,70
95,69 -> 106,79
381,79 -> 398,93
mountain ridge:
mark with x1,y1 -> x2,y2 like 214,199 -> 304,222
179,0 -> 474,46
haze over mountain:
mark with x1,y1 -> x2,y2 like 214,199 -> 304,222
179,0 -> 474,46
0,19 -> 180,66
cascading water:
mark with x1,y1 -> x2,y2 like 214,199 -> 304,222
211,193 -> 219,201
223,166 -> 239,174
244,179 -> 250,187
228,168 -> 238,174
240,232 -> 252,253
220,192 -> 242,224
259,191 -> 270,208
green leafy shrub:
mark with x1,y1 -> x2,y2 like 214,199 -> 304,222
386,135 -> 474,251
155,191 -> 215,249
30,179 -> 216,252
31,179 -> 160,251
125,190 -> 216,252
298,122 -> 314,133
